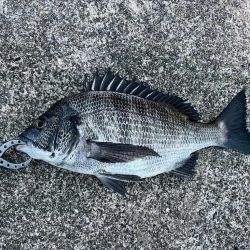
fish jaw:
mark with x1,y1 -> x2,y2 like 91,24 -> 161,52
16,144 -> 52,161
15,130 -> 51,162
16,144 -> 67,167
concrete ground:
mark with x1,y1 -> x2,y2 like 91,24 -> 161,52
0,0 -> 249,249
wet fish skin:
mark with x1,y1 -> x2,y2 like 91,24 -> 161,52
16,71 -> 250,195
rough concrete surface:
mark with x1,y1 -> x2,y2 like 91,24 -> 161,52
0,0 -> 249,249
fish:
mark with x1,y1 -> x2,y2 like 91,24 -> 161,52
16,69 -> 250,195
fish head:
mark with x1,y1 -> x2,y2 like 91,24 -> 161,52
17,101 -> 80,165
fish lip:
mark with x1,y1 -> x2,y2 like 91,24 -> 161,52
16,135 -> 33,145
15,136 -> 34,153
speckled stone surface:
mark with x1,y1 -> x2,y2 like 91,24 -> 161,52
0,1 -> 249,249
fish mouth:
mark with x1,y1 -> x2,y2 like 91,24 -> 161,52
17,135 -> 34,145
15,135 -> 34,153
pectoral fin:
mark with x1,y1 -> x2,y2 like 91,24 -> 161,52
87,141 -> 159,163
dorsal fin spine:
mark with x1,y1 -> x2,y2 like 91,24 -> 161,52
91,78 -> 97,91
152,93 -> 163,100
124,81 -> 135,94
130,84 -> 142,95
99,72 -> 109,90
116,78 -> 127,92
145,90 -> 158,99
139,87 -> 152,98
106,75 -> 118,91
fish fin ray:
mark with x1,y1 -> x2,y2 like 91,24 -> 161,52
87,141 -> 159,163
98,173 -> 142,182
215,89 -> 250,154
170,152 -> 198,178
86,69 -> 200,121
97,176 -> 126,195
106,74 -> 122,91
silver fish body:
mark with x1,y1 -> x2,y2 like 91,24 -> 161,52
16,70 -> 250,194
63,91 -> 222,178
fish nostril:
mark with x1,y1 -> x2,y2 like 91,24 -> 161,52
50,153 -> 55,158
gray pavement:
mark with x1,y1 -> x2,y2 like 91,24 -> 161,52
0,0 -> 249,249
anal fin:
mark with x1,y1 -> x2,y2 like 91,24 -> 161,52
170,152 -> 199,178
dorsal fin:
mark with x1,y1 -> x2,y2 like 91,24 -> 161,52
86,69 -> 200,122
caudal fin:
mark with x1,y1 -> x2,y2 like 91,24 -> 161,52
215,89 -> 250,154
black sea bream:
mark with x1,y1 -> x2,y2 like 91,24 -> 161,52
16,70 -> 250,195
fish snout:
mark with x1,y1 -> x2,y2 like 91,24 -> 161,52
18,127 -> 40,145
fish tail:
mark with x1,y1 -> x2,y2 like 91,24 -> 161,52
215,89 -> 250,154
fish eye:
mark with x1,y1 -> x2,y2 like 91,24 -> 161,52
36,118 -> 47,129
